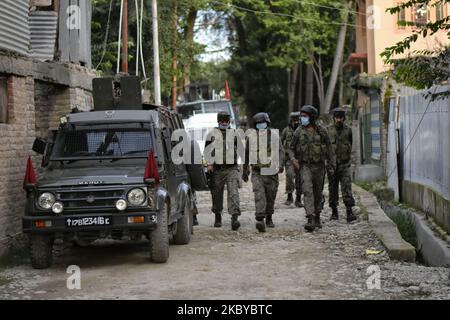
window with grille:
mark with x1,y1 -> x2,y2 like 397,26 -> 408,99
413,4 -> 428,26
397,4 -> 406,29
52,129 -> 153,159
436,3 -> 444,21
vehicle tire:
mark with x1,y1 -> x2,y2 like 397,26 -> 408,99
173,199 -> 192,245
29,234 -> 54,269
149,204 -> 169,263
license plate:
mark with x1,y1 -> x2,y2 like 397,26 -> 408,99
66,216 -> 111,228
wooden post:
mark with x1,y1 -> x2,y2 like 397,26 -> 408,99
152,0 -> 161,105
121,0 -> 129,73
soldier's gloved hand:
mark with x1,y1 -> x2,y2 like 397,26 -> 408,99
278,166 -> 284,174
207,165 -> 214,173
292,159 -> 300,172
327,165 -> 336,177
242,174 -> 249,183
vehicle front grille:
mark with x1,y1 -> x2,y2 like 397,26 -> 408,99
57,188 -> 125,209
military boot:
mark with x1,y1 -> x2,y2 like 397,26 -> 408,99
314,212 -> 322,229
214,213 -> 222,228
256,217 -> 266,233
285,193 -> 293,206
231,214 -> 241,231
346,207 -> 357,223
265,215 -> 275,228
304,216 -> 315,232
295,194 -> 303,208
193,214 -> 199,226
330,207 -> 339,220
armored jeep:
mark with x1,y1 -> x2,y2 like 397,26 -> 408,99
23,77 -> 207,269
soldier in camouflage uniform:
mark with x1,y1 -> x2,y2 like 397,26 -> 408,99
281,112 -> 303,207
327,107 -> 357,222
242,112 -> 284,233
288,105 -> 335,232
205,112 -> 241,231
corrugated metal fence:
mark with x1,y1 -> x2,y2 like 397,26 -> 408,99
398,85 -> 450,202
30,11 -> 58,61
0,0 -> 30,57
0,0 -> 91,66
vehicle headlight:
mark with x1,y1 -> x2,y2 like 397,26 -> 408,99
127,188 -> 146,206
116,199 -> 127,211
38,192 -> 56,210
52,202 -> 64,214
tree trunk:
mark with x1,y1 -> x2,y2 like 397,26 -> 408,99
323,3 -> 350,114
183,7 -> 198,90
296,62 -> 303,110
338,53 -> 345,107
311,55 -> 325,112
234,17 -> 250,120
287,64 -> 299,120
305,63 -> 314,106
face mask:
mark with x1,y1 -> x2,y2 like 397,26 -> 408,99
256,122 -> 268,130
300,116 -> 310,127
219,123 -> 229,130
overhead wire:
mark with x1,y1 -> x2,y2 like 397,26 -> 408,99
95,0 -> 114,70
210,0 -> 368,29
139,0 -> 147,80
117,0 -> 124,74
135,0 -> 140,75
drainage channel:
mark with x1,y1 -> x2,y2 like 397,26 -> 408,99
380,202 -> 450,268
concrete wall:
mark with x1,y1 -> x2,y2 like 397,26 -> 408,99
402,181 -> 450,234
0,54 -> 94,257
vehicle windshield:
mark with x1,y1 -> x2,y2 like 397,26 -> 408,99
203,101 -> 230,114
51,128 -> 153,160
177,103 -> 202,119
177,101 -> 231,119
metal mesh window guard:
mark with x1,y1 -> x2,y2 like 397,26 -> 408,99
55,129 -> 152,158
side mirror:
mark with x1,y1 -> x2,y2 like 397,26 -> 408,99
32,138 -> 46,155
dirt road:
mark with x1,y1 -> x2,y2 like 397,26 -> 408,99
0,175 -> 449,299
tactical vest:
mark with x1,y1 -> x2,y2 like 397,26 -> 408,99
253,130 -> 273,169
281,126 -> 294,150
295,125 -> 329,164
328,124 -> 352,164
208,128 -> 238,165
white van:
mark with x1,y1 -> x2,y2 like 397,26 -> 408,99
177,100 -> 237,130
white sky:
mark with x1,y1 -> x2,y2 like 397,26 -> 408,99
194,11 -> 231,62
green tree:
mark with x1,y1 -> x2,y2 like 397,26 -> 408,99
91,0 -> 208,103
216,0 -> 352,126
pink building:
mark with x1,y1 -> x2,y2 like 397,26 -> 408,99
346,0 -> 449,75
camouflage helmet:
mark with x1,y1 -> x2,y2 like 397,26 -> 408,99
290,111 -> 301,119
217,111 -> 231,122
300,105 -> 319,121
332,107 -> 346,118
253,112 -> 271,124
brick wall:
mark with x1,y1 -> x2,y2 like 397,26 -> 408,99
0,59 -> 94,257
0,75 -> 35,256
35,81 -> 70,138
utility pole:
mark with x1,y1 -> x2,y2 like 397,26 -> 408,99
171,1 -> 178,109
121,0 -> 129,73
152,0 -> 161,105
